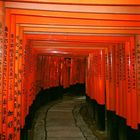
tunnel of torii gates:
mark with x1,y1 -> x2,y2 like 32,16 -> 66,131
0,0 -> 140,140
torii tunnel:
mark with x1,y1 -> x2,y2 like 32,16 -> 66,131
0,0 -> 140,140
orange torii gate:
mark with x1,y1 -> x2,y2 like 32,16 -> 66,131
0,1 -> 140,140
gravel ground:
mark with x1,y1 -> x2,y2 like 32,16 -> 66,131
80,103 -> 107,140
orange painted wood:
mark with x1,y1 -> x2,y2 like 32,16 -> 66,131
2,10 -> 10,140
3,2 -> 140,133
0,2 -> 4,139
7,14 -> 15,140
108,46 -> 116,111
136,35 -> 140,124
22,26 -> 140,34
15,24 -> 21,140
125,41 -> 132,127
25,34 -> 133,43
4,0 -> 140,5
15,15 -> 140,28
86,49 -> 105,105
130,37 -> 138,129
20,34 -> 26,128
7,8 -> 140,22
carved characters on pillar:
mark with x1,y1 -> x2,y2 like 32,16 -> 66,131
135,34 -> 140,124
131,44 -> 136,91
0,23 -> 3,90
2,26 -> 8,140
7,33 -> 15,140
136,43 -> 140,95
136,43 -> 140,124
15,35 -> 23,134
0,22 -> 3,140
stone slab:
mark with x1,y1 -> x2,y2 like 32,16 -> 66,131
47,137 -> 86,140
47,130 -> 84,137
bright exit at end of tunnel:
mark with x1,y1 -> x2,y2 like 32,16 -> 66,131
0,0 -> 140,140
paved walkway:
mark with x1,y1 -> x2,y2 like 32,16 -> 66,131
33,96 -> 98,140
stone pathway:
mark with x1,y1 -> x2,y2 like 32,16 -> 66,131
33,96 -> 98,140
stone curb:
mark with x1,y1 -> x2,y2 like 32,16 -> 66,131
73,102 -> 98,140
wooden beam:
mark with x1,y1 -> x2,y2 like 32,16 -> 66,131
9,9 -> 140,21
5,2 -> 140,14
4,0 -> 140,5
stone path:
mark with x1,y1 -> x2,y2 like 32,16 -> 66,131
33,96 -> 98,140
